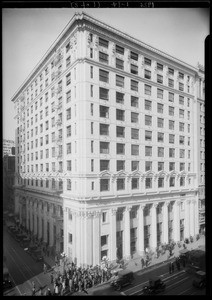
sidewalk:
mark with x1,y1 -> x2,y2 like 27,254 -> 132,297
123,235 -> 205,274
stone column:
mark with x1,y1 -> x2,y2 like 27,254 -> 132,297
26,199 -> 29,231
162,201 -> 169,244
189,200 -> 195,237
184,199 -> 190,239
83,211 -> 93,267
109,208 -> 117,262
123,206 -> 132,260
38,201 -> 42,240
14,193 -> 19,215
49,204 -> 54,247
150,203 -> 158,251
63,207 -> 68,255
72,211 -> 77,264
34,201 -> 37,236
137,204 -> 145,256
43,202 -> 47,243
30,201 -> 33,232
193,199 -> 199,235
75,211 -> 81,266
173,200 -> 180,241
93,211 -> 101,265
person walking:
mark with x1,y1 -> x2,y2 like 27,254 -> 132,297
141,257 -> 145,269
50,272 -> 54,284
43,263 -> 47,274
171,262 -> 174,273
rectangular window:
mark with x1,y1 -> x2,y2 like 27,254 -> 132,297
100,160 -> 110,171
168,68 -> 174,75
116,126 -> 125,138
144,84 -> 151,95
117,178 -> 125,190
179,95 -> 184,105
158,132 -> 164,142
116,58 -> 124,70
180,149 -> 185,158
168,78 -> 174,88
66,56 -> 71,68
116,143 -> 125,155
170,177 -> 175,187
132,178 -> 139,189
116,92 -> 124,104
99,37 -> 108,48
116,44 -> 124,55
145,178 -> 152,189
90,48 -> 93,58
100,105 -> 109,118
117,160 -> 125,171
179,122 -> 184,132
158,147 -> 164,157
130,51 -> 138,61
179,135 -> 185,145
131,96 -> 138,107
131,128 -> 139,139
157,89 -> 163,99
131,112 -> 139,123
145,161 -> 152,171
67,143 -> 71,154
157,118 -> 164,128
145,100 -> 152,110
131,145 -> 139,156
66,73 -> 71,85
169,106 -> 174,116
144,69 -> 151,79
99,51 -> 108,64
145,130 -> 152,141
66,90 -> 71,103
169,134 -> 175,144
169,148 -> 175,158
116,75 -> 124,87
157,63 -> 163,71
144,57 -> 151,66
132,161 -> 139,171
67,160 -> 72,171
157,103 -> 163,113
180,163 -> 185,171
169,92 -> 174,102
158,177 -> 164,188
99,87 -> 109,100
169,120 -> 174,130
179,82 -> 184,91
179,72 -> 184,80
66,108 -> 71,120
67,125 -> 71,137
116,109 -> 125,121
157,74 -> 163,84
179,109 -> 184,118
158,162 -> 164,171
145,146 -> 152,156
145,115 -> 152,126
100,178 -> 110,191
131,64 -> 138,75
99,69 -> 109,83
100,123 -> 109,136
169,162 -> 175,171
100,141 -> 109,154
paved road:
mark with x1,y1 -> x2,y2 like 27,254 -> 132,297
3,225 -> 50,296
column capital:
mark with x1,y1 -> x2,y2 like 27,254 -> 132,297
139,204 -> 146,210
152,202 -> 158,209
110,208 -> 118,216
124,205 -> 132,213
93,210 -> 101,218
186,199 -> 191,205
164,201 -> 170,207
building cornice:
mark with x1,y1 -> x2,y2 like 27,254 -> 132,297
11,12 -> 201,103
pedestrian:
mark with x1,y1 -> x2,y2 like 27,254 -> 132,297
46,288 -> 52,296
38,286 -> 43,296
141,257 -> 145,269
171,262 -> 174,273
182,258 -> 186,268
50,272 -> 54,284
169,262 -> 172,274
145,258 -> 148,267
43,263 -> 47,274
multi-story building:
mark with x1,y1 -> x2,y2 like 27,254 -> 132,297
196,64 -> 205,233
3,139 -> 15,157
12,12 -> 203,266
3,155 -> 16,212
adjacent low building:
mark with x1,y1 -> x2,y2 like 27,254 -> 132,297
11,12 -> 204,266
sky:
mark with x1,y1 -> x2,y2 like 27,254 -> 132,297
2,8 -> 209,141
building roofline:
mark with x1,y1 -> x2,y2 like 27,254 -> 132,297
11,11 -> 200,102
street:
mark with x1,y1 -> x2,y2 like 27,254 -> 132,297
3,225 -> 50,296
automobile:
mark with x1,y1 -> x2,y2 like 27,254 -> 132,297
3,266 -> 13,291
142,276 -> 166,294
31,250 -> 44,262
192,270 -> 206,289
24,245 -> 38,255
110,269 -> 134,291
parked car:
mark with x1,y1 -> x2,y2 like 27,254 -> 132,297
192,270 -> 206,289
24,245 -> 38,255
110,269 -> 134,291
142,276 -> 166,294
3,266 -> 13,291
31,250 -> 44,262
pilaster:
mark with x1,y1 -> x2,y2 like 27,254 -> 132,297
123,205 -> 132,260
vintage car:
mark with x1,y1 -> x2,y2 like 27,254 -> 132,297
110,269 -> 134,291
142,276 -> 166,294
3,266 -> 13,291
192,270 -> 206,289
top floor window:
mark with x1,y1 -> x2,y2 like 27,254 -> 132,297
144,57 -> 151,66
168,68 -> 174,76
99,37 -> 108,48
116,45 -> 124,55
179,72 -> 184,80
130,51 -> 138,61
157,63 -> 163,71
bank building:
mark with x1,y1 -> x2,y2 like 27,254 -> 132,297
12,12 -> 205,266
